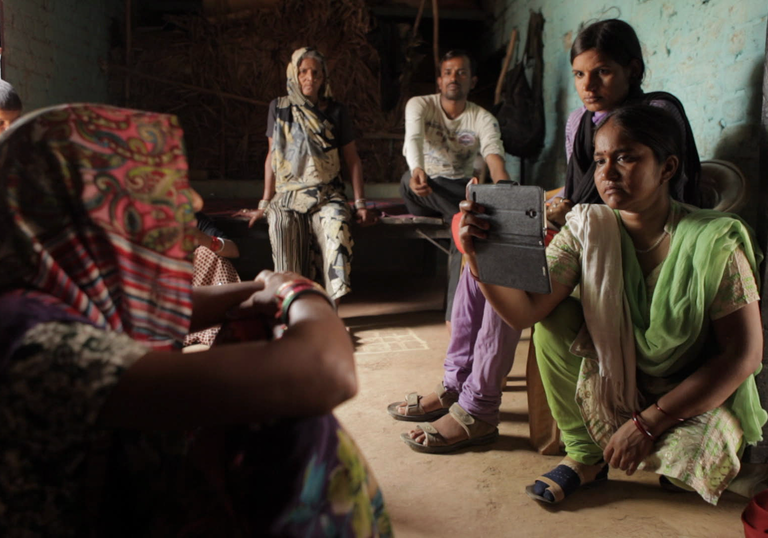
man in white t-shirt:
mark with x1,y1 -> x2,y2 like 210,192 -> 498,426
401,50 -> 509,322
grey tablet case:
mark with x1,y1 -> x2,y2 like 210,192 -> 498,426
467,182 -> 551,294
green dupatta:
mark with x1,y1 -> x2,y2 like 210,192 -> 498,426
618,202 -> 767,444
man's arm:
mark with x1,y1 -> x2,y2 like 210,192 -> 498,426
403,97 -> 426,173
478,112 -> 509,183
486,153 -> 510,183
403,97 -> 432,196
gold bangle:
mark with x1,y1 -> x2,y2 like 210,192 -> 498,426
258,199 -> 271,210
354,198 -> 367,210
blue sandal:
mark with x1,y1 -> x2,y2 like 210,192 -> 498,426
525,457 -> 608,504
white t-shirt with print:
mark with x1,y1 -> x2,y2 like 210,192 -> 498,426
403,93 -> 505,180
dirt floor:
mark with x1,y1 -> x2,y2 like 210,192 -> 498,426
335,275 -> 749,538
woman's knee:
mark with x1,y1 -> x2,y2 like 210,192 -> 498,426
535,297 -> 584,344
533,297 -> 585,377
268,208 -> 304,235
312,205 -> 352,242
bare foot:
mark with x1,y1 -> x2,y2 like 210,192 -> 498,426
407,413 -> 468,446
396,391 -> 444,416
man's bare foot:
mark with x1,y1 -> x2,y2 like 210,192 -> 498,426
407,412 -> 468,446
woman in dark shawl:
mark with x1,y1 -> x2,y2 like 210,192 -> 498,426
551,18 -> 700,224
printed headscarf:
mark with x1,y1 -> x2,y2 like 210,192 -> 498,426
0,104 -> 196,351
270,47 -> 342,209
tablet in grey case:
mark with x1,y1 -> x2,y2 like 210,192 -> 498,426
468,182 -> 552,294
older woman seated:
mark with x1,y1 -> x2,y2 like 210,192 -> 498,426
458,104 -> 765,505
244,47 -> 376,302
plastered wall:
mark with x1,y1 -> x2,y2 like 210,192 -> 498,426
1,0 -> 122,112
493,0 -> 767,221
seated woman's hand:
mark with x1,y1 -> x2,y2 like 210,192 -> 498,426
227,270 -> 303,320
189,227 -> 213,249
545,197 -> 573,227
602,417 -> 655,476
238,208 -> 265,228
355,207 -> 378,227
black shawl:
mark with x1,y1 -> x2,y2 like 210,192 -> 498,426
563,91 -> 701,206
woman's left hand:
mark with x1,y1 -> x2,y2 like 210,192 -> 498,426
603,418 -> 655,476
355,208 -> 378,226
189,227 -> 212,249
226,270 -> 303,320
545,197 -> 573,227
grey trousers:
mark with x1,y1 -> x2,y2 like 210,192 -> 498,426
399,171 -> 468,321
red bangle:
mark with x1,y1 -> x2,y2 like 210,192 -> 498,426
655,403 -> 685,422
632,412 -> 657,441
210,236 -> 224,253
274,278 -> 335,324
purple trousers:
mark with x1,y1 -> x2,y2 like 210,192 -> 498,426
442,267 -> 522,426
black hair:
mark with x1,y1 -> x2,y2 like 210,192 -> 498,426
571,19 -> 645,91
0,80 -> 22,111
440,49 -> 477,77
596,104 -> 684,187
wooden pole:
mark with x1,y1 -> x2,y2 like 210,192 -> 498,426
432,0 -> 439,75
411,0 -> 426,40
125,0 -> 132,103
494,29 -> 518,105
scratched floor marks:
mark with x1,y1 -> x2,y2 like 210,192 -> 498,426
353,328 -> 429,355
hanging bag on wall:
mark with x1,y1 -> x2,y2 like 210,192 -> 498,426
494,11 -> 545,159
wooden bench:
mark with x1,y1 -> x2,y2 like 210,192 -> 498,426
202,197 -> 452,279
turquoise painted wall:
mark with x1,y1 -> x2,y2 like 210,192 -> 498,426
492,0 -> 767,220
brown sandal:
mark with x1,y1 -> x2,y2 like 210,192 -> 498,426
400,403 -> 499,454
387,382 -> 459,422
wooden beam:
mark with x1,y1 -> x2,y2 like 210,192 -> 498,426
107,63 -> 269,107
411,0 -> 426,40
125,0 -> 132,103
494,29 -> 518,105
370,6 -> 488,21
432,0 -> 439,75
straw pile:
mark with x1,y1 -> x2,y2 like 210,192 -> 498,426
120,0 -> 408,182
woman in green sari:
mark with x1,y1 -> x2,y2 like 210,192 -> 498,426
458,104 -> 766,505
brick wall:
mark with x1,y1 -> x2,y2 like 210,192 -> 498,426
1,0 -> 122,111
492,0 -> 768,224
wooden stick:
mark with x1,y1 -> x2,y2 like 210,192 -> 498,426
411,0 -> 427,40
125,0 -> 132,103
494,29 -> 518,105
107,64 -> 269,107
432,0 -> 440,75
